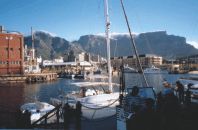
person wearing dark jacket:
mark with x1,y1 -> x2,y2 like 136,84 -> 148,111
185,83 -> 193,106
176,81 -> 184,104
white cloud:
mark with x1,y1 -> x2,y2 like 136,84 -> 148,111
187,41 -> 198,49
96,32 -> 138,37
38,30 -> 57,37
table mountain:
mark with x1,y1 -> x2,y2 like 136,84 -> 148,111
75,31 -> 198,59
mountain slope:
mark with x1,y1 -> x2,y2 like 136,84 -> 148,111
24,31 -> 83,59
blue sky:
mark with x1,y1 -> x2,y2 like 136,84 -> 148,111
1,0 -> 198,47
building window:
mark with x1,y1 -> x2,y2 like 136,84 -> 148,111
10,48 -> 13,51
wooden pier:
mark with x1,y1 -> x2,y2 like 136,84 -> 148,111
0,73 -> 57,84
25,73 -> 57,83
0,75 -> 26,83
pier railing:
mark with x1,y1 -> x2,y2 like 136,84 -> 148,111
32,104 -> 62,127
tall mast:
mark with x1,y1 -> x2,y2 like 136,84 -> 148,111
31,27 -> 35,60
31,27 -> 34,49
104,0 -> 112,92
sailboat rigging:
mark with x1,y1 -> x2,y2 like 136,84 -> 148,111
116,1 -> 156,129
120,0 -> 149,87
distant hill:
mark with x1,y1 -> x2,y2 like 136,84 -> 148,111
24,31 -> 198,60
24,31 -> 83,60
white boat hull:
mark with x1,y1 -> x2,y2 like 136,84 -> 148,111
21,102 -> 55,123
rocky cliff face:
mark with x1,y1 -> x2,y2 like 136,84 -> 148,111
75,31 -> 198,59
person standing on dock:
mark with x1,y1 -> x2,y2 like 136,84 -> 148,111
176,81 -> 184,104
185,83 -> 193,106
125,86 -> 146,130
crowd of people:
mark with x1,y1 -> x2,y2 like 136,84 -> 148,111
124,80 -> 194,130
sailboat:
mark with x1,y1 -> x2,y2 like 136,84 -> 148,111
69,0 -> 119,107
51,0 -> 120,114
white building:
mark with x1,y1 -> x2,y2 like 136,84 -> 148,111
78,52 -> 90,62
24,45 -> 41,74
54,56 -> 64,63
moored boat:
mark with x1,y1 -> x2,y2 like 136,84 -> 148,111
123,65 -> 138,73
20,101 -> 55,123
144,65 -> 168,74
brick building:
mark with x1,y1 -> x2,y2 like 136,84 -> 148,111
0,27 -> 24,75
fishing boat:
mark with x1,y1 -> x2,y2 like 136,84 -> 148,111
20,101 -> 55,123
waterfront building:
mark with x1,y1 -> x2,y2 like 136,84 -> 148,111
66,50 -> 76,62
54,56 -> 64,63
78,52 -> 90,62
0,26 -> 24,75
23,27 -> 41,74
24,45 -> 41,74
111,54 -> 163,69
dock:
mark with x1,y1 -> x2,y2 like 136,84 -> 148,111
0,73 -> 57,83
0,75 -> 26,83
25,73 -> 57,83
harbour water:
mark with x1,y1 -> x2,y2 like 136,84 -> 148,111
0,73 -> 197,128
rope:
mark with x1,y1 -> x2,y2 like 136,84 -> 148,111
80,98 -> 119,110
120,0 -> 149,87
91,110 -> 97,119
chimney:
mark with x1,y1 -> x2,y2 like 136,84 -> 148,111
0,26 -> 3,33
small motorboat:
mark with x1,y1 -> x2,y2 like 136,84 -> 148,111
20,101 -> 55,123
144,65 -> 168,74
